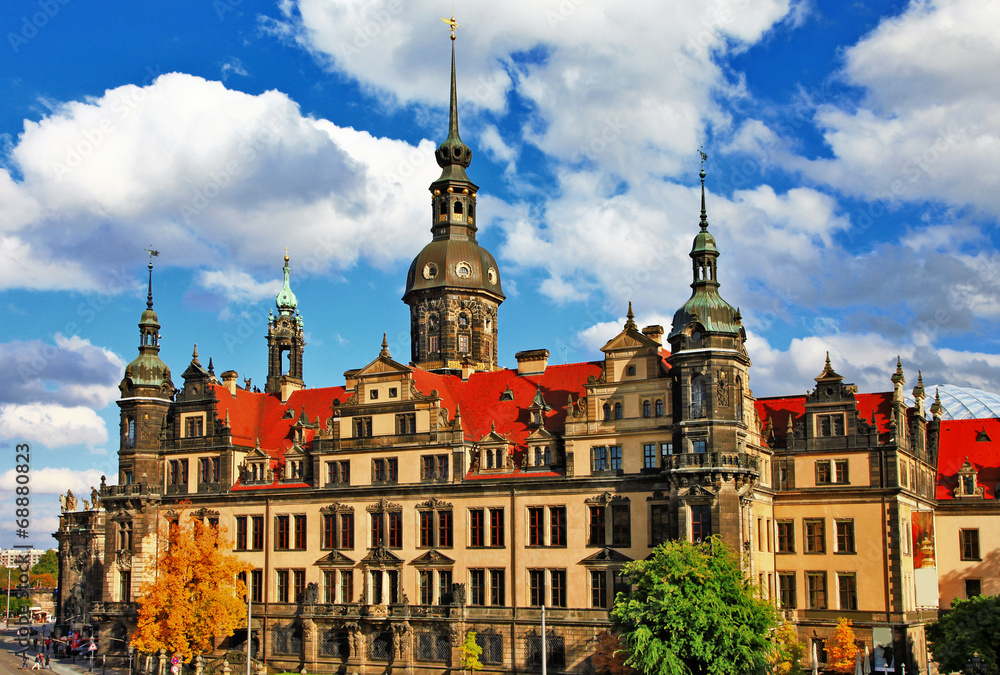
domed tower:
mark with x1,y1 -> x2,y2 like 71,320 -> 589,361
266,254 -> 305,400
666,158 -> 759,549
117,254 -> 176,486
403,24 -> 504,375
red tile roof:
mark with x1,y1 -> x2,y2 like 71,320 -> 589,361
754,392 -> 894,446
936,418 -> 1000,499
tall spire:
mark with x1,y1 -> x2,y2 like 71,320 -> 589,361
434,15 -> 472,180
699,148 -> 709,231
275,254 -> 298,316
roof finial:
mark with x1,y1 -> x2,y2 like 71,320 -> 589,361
192,343 -> 200,364
625,302 -> 637,331
144,247 -> 159,309
698,147 -> 709,230
434,14 -> 472,174
441,9 -> 461,41
275,252 -> 298,314
379,332 -> 390,358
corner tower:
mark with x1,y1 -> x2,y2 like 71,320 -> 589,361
266,254 -> 305,400
117,253 -> 176,485
403,19 -> 504,375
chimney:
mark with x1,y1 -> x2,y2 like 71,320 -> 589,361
221,370 -> 238,395
642,325 -> 664,346
515,349 -> 549,375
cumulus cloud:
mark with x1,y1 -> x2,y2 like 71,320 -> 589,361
2,72 -> 442,295
0,466 -> 109,496
0,334 -> 123,407
0,403 -> 108,448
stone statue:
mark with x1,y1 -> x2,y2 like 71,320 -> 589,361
59,494 -> 66,511
83,499 -> 90,510
304,582 -> 319,604
90,486 -> 100,510
717,370 -> 729,406
66,490 -> 78,511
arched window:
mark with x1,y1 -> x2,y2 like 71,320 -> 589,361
614,403 -> 623,419
486,450 -> 494,469
603,403 -> 611,421
453,200 -> 464,216
643,400 -> 651,418
655,399 -> 664,417
125,417 -> 136,448
691,374 -> 707,418
458,313 -> 468,328
735,376 -> 744,421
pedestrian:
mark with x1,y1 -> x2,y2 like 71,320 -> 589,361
31,654 -> 42,670
20,652 -> 28,670
44,654 -> 50,669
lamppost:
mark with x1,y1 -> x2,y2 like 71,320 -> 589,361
966,652 -> 987,675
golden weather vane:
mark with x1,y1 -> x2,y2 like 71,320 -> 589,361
699,146 -> 708,165
441,7 -> 461,40
145,247 -> 159,263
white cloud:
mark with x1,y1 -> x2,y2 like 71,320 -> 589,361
2,73 -> 443,294
198,269 -> 282,305
0,467 -> 108,495
0,334 -> 124,407
0,403 -> 108,448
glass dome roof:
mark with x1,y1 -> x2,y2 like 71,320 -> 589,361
904,383 -> 1000,420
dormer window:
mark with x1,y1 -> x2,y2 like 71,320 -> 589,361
533,447 -> 551,467
956,459 -> 982,498
531,411 -> 542,425
288,460 -> 304,480
183,413 -> 205,438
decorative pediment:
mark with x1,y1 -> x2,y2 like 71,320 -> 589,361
361,546 -> 403,566
190,507 -> 220,519
245,446 -> 269,460
579,547 -> 633,566
356,355 -> 411,378
367,498 -> 402,512
646,490 -> 667,502
526,427 -> 556,442
284,444 -> 308,458
409,550 -> 455,567
314,551 -> 356,567
416,497 -> 453,510
479,428 -> 510,445
585,492 -> 630,505
685,484 -> 715,498
320,502 -> 355,515
601,328 -> 659,354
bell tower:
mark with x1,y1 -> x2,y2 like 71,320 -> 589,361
402,16 -> 505,375
266,254 -> 305,400
117,252 -> 176,487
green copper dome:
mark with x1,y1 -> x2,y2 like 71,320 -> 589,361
275,255 -> 298,314
122,259 -> 174,393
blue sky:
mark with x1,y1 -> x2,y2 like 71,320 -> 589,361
2,0 -> 1000,546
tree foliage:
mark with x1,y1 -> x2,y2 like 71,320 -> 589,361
770,622 -> 805,675
593,630 -> 636,675
458,630 -> 483,675
31,550 -> 58,577
611,537 -> 779,675
826,618 -> 858,674
131,509 -> 251,660
927,595 -> 1000,674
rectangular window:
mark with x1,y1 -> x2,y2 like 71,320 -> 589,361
420,511 -> 434,547
805,519 -> 825,554
835,459 -> 849,483
528,507 -> 544,546
236,516 -> 248,551
835,520 -> 856,554
277,569 -> 289,603
340,570 -> 354,604
692,440 -> 706,453
470,569 -> 486,606
323,514 -> 336,549
777,521 -> 794,553
354,416 -> 372,438
459,334 -> 469,352
420,454 -> 449,481
387,458 -> 398,482
838,573 -> 858,610
293,569 -> 305,603
612,504 -> 631,547
550,570 -> 567,607
806,572 -> 827,609
371,512 -> 384,548
388,511 -> 403,548
550,506 -> 566,546
529,570 -> 545,607
327,460 -> 350,486
293,514 -> 306,550
429,335 -> 439,354
421,456 -> 434,481
251,515 -> 264,550
275,515 -> 290,550
490,569 -> 505,606
199,458 -> 211,483
340,513 -> 354,550
490,508 -> 504,547
419,571 -> 433,605
119,571 -> 131,602
589,506 -> 606,546
816,460 -> 831,485
609,445 -> 622,471
691,504 -> 712,543
470,509 -> 485,547
778,572 -> 796,609
324,570 -> 336,604
395,413 -> 415,434
251,569 -> 263,603
817,413 -> 845,436
650,504 -> 670,545
591,570 -> 608,608
592,446 -> 608,471
643,444 -> 657,469
438,570 -> 452,605
438,510 -> 453,547
966,578 -> 982,598
961,529 -> 981,560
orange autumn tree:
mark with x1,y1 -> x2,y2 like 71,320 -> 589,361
826,618 -> 859,674
132,508 -> 251,661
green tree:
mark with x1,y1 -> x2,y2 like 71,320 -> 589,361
770,622 -> 805,675
927,595 -> 1000,674
30,550 -> 58,577
611,537 -> 778,675
131,508 -> 251,661
459,630 -> 483,675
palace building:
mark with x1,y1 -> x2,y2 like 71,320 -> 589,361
56,31 -> 999,675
